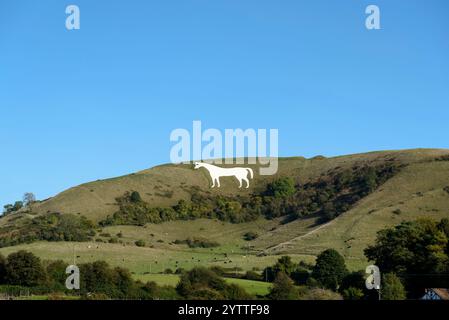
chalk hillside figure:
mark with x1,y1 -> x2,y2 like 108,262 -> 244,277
194,162 -> 254,188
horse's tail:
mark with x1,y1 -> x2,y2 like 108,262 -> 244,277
246,168 -> 254,179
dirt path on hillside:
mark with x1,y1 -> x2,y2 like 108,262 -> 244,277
264,219 -> 334,253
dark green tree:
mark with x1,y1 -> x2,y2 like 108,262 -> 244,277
176,267 -> 227,299
79,261 -> 115,295
339,271 -> 367,298
312,249 -> 348,291
5,250 -> 46,286
130,191 -> 142,203
365,218 -> 449,297
46,260 -> 67,289
176,267 -> 250,300
341,287 -> 364,300
291,267 -> 310,285
266,177 -> 296,198
13,201 -> 23,212
262,255 -> 297,281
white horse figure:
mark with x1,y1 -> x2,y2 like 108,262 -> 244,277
194,162 -> 254,188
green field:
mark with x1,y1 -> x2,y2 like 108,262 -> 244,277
133,273 -> 272,296
0,240 -> 315,274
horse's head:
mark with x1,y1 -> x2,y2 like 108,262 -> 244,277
193,162 -> 202,170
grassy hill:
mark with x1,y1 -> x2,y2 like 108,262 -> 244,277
1,148 -> 449,274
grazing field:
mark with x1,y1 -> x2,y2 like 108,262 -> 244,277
0,240 -> 316,274
133,273 -> 272,296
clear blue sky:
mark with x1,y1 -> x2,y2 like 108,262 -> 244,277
1,0 -> 448,207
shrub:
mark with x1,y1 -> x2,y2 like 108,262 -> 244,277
130,191 -> 142,203
175,237 -> 219,248
266,177 -> 296,198
135,240 -> 146,247
269,272 -> 298,300
382,273 -> 406,300
299,288 -> 343,300
341,287 -> 364,300
176,267 -> 250,300
243,232 -> 258,241
245,270 -> 261,281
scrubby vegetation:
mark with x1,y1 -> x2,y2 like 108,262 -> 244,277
0,213 -> 95,248
173,237 -> 219,248
101,163 -> 401,227
243,231 -> 258,241
0,250 -> 178,299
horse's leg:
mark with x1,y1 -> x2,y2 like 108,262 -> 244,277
216,177 -> 221,188
210,175 -> 215,188
243,178 -> 250,188
237,178 -> 242,188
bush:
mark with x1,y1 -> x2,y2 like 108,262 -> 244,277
266,177 -> 296,198
269,272 -> 298,300
245,270 -> 261,281
243,232 -> 258,241
130,191 -> 142,203
175,237 -> 219,248
176,267 -> 251,300
0,212 -> 95,248
135,240 -> 146,247
382,273 -> 406,300
341,287 -> 364,300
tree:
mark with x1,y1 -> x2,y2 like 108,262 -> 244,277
113,266 -> 136,298
2,204 -> 13,215
46,260 -> 68,290
176,267 -> 250,300
382,273 -> 406,300
339,271 -> 368,299
266,177 -> 296,198
80,260 -> 115,295
130,191 -> 142,203
263,255 -> 297,282
291,267 -> 310,285
365,218 -> 449,296
312,249 -> 348,291
2,201 -> 24,216
5,250 -> 46,286
13,201 -> 23,211
23,192 -> 36,206
176,267 -> 227,299
269,272 -> 298,300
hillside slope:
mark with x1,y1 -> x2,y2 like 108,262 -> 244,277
1,148 -> 449,271
7,148 -> 449,223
